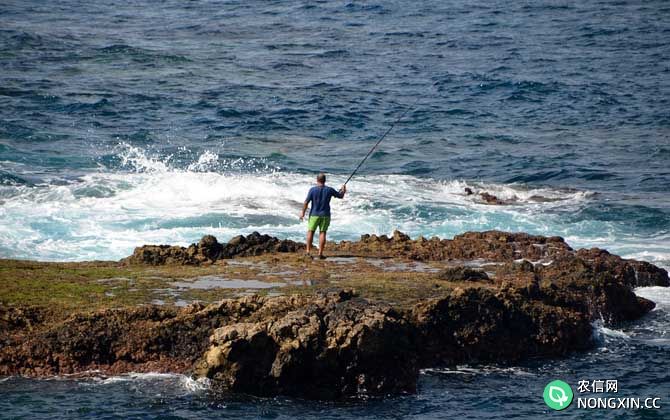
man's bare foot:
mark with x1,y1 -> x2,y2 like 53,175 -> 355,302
318,254 -> 327,260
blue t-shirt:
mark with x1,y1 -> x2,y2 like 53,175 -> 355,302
305,185 -> 343,217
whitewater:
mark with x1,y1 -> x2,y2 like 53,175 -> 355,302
0,143 -> 666,270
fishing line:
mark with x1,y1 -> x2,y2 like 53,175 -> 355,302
343,82 -> 435,186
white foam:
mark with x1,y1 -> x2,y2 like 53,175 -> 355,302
591,320 -> 631,347
0,143 -> 667,267
440,179 -> 593,208
598,326 -> 631,340
421,365 -> 535,377
84,372 -> 210,393
634,286 -> 670,310
180,375 -> 211,392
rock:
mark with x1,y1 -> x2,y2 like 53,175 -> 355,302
228,235 -> 245,247
198,235 -> 219,249
198,235 -> 223,261
575,247 -> 669,287
196,322 -> 278,395
437,266 -> 490,282
122,233 -> 305,265
0,305 -> 52,336
536,260 -> 659,324
0,296 -> 267,377
392,230 -> 410,242
333,230 -> 576,261
195,292 -> 418,399
4,230 -> 668,400
480,192 -> 505,205
515,259 -> 536,272
412,287 -> 593,366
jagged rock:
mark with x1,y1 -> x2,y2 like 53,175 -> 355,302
463,187 -> 516,205
198,235 -> 223,261
195,291 -> 417,399
514,259 -> 536,272
122,232 -> 305,265
0,305 -> 52,336
575,247 -> 669,287
0,297 -> 267,376
228,235 -> 245,247
334,230 -> 575,261
392,230 -> 411,242
412,287 -> 593,366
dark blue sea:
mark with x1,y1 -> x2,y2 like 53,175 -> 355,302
1,0 -> 669,418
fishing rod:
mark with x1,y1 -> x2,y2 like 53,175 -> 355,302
342,91 -> 427,187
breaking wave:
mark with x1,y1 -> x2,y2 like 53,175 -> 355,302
0,143 -> 667,267
81,372 -> 210,393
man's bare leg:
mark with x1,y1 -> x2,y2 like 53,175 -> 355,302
318,231 -> 327,258
306,230 -> 315,255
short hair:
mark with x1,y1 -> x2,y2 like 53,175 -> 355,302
317,173 -> 326,183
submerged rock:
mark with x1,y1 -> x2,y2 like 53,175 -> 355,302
479,192 -> 507,205
464,187 -> 516,205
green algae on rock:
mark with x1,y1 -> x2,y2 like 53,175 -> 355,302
1,230 -> 668,399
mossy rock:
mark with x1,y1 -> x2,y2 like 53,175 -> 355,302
436,266 -> 489,282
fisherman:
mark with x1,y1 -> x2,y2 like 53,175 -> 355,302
299,173 -> 346,259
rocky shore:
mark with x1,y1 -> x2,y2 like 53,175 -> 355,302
1,231 -> 668,399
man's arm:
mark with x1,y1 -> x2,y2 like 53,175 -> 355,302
300,189 -> 312,221
334,184 -> 347,199
299,201 -> 309,221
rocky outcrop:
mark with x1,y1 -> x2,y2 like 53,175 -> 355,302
122,230 -> 670,292
122,232 -> 304,265
0,298 -> 266,376
337,230 -> 574,261
1,230 -> 668,400
412,287 -> 593,366
532,254 -> 660,324
194,291 -> 417,399
338,230 -> 668,288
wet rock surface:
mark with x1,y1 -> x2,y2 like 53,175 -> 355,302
1,230 -> 668,399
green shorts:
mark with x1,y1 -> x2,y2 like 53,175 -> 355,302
307,216 -> 330,232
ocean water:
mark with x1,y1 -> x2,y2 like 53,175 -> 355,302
1,287 -> 668,419
1,0 -> 669,417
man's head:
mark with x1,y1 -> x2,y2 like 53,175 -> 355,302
316,173 -> 326,184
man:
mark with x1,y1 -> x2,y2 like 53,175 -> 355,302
299,173 -> 346,259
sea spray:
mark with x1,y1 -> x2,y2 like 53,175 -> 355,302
0,145 -> 668,266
